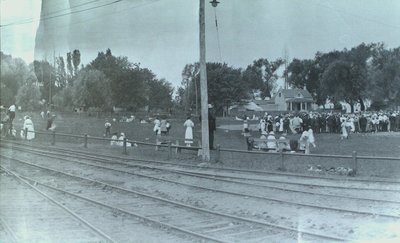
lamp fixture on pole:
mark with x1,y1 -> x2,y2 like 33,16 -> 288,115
210,0 -> 220,7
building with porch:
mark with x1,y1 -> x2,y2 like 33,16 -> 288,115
274,88 -> 314,111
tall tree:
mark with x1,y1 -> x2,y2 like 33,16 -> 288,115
206,62 -> 249,115
66,52 -> 73,85
72,69 -> 112,110
56,56 -> 67,88
320,43 -> 373,112
147,78 -> 174,112
72,49 -> 81,76
33,60 -> 56,103
16,73 -> 41,111
181,63 -> 200,112
88,49 -> 147,110
368,45 -> 400,108
286,58 -> 324,105
0,53 -> 32,105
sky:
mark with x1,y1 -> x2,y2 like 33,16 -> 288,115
1,0 -> 400,89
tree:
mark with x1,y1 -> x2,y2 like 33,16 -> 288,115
66,52 -> 73,85
147,78 -> 174,112
286,58 -> 324,105
72,69 -> 112,110
72,49 -> 81,76
368,45 -> 400,108
181,63 -> 200,112
0,52 -> 29,105
242,58 -> 284,99
33,60 -> 56,102
320,43 -> 374,112
52,87 -> 74,111
16,83 -> 41,110
55,56 -> 67,88
88,49 -> 148,110
206,62 -> 249,115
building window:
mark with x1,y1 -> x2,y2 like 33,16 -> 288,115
297,93 -> 301,97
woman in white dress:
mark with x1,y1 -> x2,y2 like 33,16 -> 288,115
183,116 -> 194,147
23,116 -> 35,140
153,117 -> 161,135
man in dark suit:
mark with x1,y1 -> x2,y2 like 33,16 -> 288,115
199,104 -> 217,149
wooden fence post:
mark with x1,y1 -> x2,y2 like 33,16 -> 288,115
84,134 -> 88,148
51,131 -> 56,145
123,138 -> 127,155
215,144 -> 221,163
168,141 -> 172,159
352,151 -> 358,175
279,149 -> 285,171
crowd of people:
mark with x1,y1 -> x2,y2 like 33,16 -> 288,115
253,110 -> 400,136
245,110 -> 400,153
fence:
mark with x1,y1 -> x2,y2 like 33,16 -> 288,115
7,128 -> 400,178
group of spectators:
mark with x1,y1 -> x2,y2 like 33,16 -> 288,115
256,110 -> 400,136
246,110 -> 400,153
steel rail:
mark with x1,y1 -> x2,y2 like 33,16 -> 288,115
0,154 -> 351,242
0,166 -> 115,243
7,145 -> 400,206
0,215 -> 18,243
3,139 -> 400,185
1,166 -> 226,243
5,143 -> 400,194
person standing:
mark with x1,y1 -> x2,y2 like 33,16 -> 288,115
160,117 -> 168,136
259,118 -> 266,135
183,116 -> 194,147
208,107 -> 216,150
23,116 -> 35,140
243,119 -> 250,137
307,126 -> 316,148
46,115 -> 57,131
341,120 -> 348,139
8,104 -> 16,123
153,116 -> 161,135
104,119 -> 112,137
359,114 -> 367,133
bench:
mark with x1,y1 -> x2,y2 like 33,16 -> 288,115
155,136 -> 201,155
246,137 -> 306,153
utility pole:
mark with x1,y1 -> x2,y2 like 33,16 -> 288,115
199,0 -> 210,161
195,77 -> 198,116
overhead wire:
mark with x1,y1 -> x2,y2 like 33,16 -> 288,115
0,0 -> 123,28
1,0 -> 106,25
1,0 -> 162,34
213,6 -> 222,62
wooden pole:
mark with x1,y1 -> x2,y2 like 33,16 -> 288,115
199,0 -> 210,161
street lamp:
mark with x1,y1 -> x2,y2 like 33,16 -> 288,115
210,0 -> 220,7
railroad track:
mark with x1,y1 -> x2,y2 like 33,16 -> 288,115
5,139 -> 400,185
0,167 -> 114,242
2,141 -> 400,241
3,141 -> 400,202
0,155 -> 346,242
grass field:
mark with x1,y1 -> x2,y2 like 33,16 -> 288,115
8,112 -> 400,178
